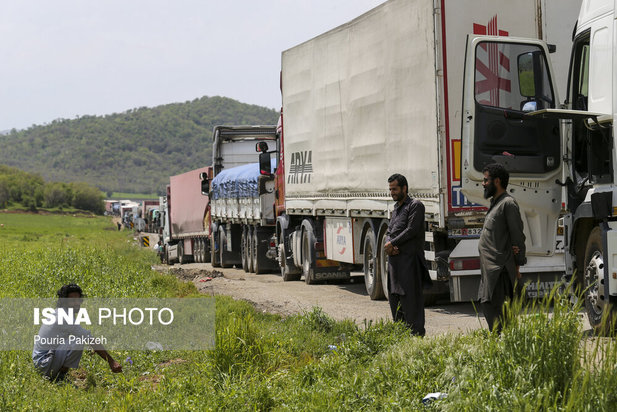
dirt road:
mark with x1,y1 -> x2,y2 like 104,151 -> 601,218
155,262 -> 489,336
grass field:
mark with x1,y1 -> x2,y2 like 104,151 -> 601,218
110,192 -> 160,200
1,213 -> 617,410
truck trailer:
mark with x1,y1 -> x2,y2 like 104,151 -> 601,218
206,125 -> 278,272
257,0 -> 582,302
163,166 -> 212,264
462,0 -> 617,330
209,158 -> 278,272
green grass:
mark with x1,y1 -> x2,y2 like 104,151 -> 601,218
2,203 -> 91,214
1,213 -> 617,410
110,192 -> 159,200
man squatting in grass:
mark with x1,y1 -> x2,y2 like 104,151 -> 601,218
32,283 -> 122,382
478,163 -> 526,333
384,174 -> 433,336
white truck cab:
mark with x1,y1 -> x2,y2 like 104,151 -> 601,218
461,0 -> 616,330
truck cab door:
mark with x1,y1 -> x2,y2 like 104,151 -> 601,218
461,36 -> 563,256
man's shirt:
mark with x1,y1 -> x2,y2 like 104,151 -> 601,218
32,309 -> 92,373
386,195 -> 425,255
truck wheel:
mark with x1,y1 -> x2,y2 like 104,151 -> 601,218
280,241 -> 301,281
250,226 -> 259,273
244,226 -> 252,272
253,228 -> 270,274
198,239 -> 204,263
363,229 -> 384,300
584,227 -> 614,333
195,239 -> 201,263
178,242 -> 185,265
377,226 -> 389,300
219,230 -> 232,268
211,234 -> 221,267
203,237 -> 211,263
241,226 -> 250,272
302,226 -> 317,284
200,238 -> 207,263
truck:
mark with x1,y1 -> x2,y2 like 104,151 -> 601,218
141,200 -> 159,232
460,0 -> 617,330
163,166 -> 212,265
205,125 -> 279,272
256,0 -> 582,302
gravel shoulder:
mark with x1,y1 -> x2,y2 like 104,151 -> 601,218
155,262 -> 488,336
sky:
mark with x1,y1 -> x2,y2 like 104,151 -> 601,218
0,0 -> 386,131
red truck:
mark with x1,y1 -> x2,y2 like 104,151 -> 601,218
163,166 -> 213,264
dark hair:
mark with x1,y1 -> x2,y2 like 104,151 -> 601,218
482,163 -> 509,189
57,283 -> 83,299
388,173 -> 408,191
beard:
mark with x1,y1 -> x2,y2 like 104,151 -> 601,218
483,182 -> 496,199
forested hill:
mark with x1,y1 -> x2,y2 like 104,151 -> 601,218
0,96 -> 279,195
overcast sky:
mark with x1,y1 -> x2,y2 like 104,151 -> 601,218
0,0 -> 385,131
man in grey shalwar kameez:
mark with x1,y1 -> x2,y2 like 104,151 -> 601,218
478,163 -> 526,333
385,174 -> 432,336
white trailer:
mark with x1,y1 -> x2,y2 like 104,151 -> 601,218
271,0 -> 582,301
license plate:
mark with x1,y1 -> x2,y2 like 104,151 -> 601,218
448,228 -> 482,237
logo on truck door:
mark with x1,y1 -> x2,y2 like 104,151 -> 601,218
288,151 -> 313,184
449,15 -> 509,211
473,16 -> 510,107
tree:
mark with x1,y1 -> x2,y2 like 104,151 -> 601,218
71,182 -> 105,214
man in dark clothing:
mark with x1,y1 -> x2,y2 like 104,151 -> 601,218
478,163 -> 526,333
384,173 -> 432,336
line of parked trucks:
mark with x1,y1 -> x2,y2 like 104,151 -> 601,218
153,0 -> 617,330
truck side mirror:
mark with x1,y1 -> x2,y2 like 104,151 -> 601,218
259,152 -> 272,176
518,52 -> 535,98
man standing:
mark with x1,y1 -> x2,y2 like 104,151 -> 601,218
384,173 -> 432,336
478,163 -> 526,333
32,283 -> 123,382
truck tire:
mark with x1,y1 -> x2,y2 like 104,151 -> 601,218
246,226 -> 254,273
302,225 -> 317,284
253,227 -> 271,274
241,226 -> 250,272
584,227 -> 614,333
377,225 -> 390,300
200,238 -> 207,263
364,228 -> 384,300
219,229 -> 233,268
203,237 -> 211,263
211,234 -> 221,267
280,241 -> 301,281
195,239 -> 201,263
198,239 -> 204,263
178,242 -> 185,265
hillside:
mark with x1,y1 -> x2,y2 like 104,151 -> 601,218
0,96 -> 279,194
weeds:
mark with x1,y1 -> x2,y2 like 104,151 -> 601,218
1,213 -> 617,410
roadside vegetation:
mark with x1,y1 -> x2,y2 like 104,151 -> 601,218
110,192 -> 160,200
0,165 -> 104,214
0,213 -> 616,410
